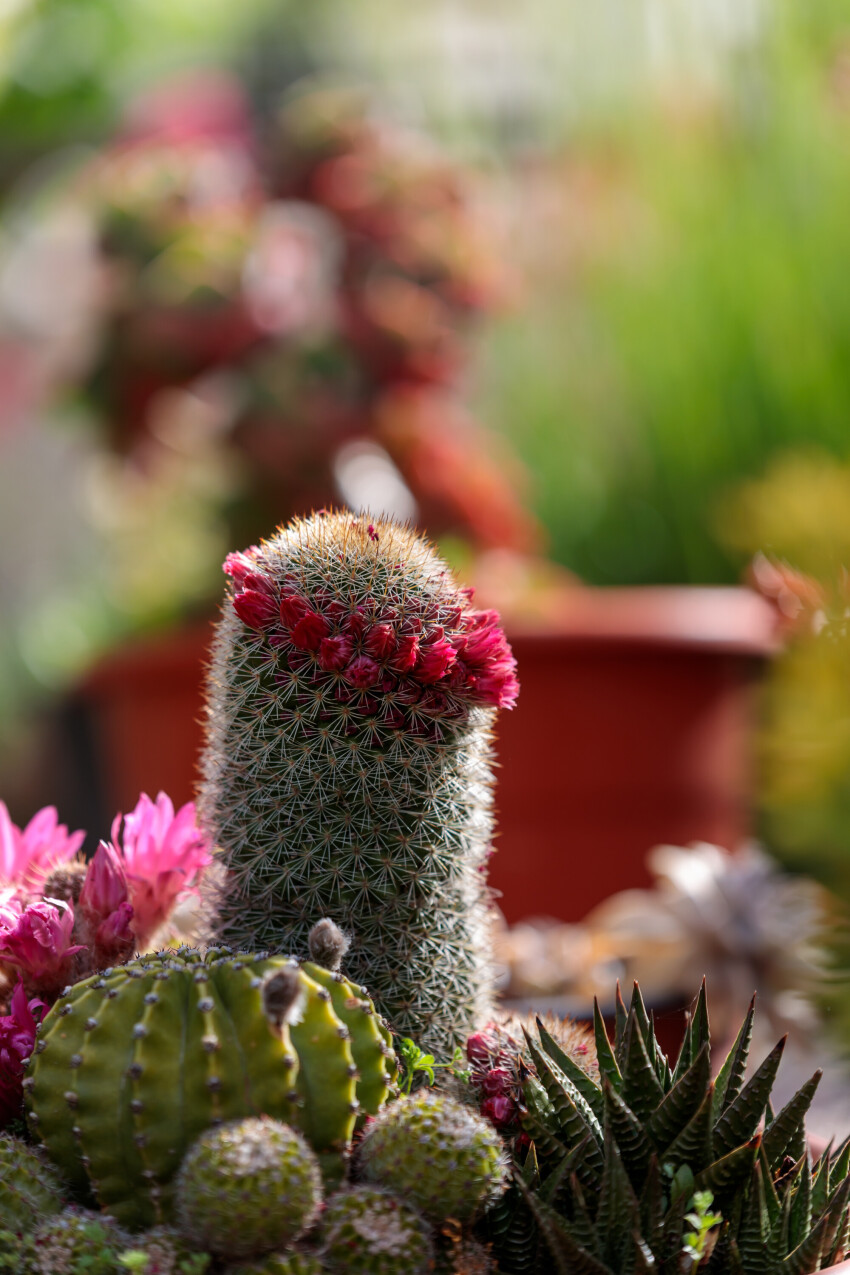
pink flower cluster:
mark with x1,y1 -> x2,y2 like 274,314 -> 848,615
0,791 -> 212,1126
466,1027 -> 521,1131
225,543 -> 519,714
0,981 -> 45,1126
0,793 -> 211,997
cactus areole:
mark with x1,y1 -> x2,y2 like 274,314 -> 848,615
200,511 -> 518,1052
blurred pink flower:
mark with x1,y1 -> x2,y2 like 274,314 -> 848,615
79,842 -> 136,965
0,980 -> 46,1126
111,793 -> 212,948
0,899 -> 85,997
0,803 -> 85,895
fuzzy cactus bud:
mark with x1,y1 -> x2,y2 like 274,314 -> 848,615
307,918 -> 350,972
200,512 -> 519,1053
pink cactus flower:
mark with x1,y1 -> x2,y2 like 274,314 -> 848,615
344,655 -> 381,689
279,593 -> 310,627
317,634 -> 354,671
0,980 -> 46,1127
466,1029 -> 500,1066
222,546 -> 262,585
480,1067 -> 514,1097
290,611 -> 329,651
0,899 -> 85,997
480,1094 -> 516,1128
233,588 -> 278,631
390,633 -> 419,673
415,636 -> 457,684
365,623 -> 395,659
111,793 -> 212,948
0,802 -> 85,895
79,842 -> 136,966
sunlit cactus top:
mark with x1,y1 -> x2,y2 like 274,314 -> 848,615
201,510 -> 518,1051
224,511 -> 519,719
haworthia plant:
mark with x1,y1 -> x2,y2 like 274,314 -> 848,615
199,511 -> 518,1053
482,981 -> 850,1274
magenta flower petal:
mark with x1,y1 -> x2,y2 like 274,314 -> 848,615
0,802 -> 85,895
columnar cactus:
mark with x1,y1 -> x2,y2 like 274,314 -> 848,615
24,946 -> 396,1229
200,511 -> 518,1052
175,1117 -> 322,1260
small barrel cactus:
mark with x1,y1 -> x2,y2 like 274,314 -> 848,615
28,1206 -> 126,1275
120,1225 -> 212,1274
224,1253 -> 325,1275
0,1134 -> 65,1232
359,1092 -> 507,1222
176,1117 -> 321,1260
200,511 -> 518,1054
321,1185 -> 433,1274
24,946 -> 396,1229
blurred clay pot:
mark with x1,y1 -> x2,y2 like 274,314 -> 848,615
71,587 -> 777,923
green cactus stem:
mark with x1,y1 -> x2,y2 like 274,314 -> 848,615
0,1134 -> 66,1233
24,947 -> 396,1230
200,511 -> 518,1054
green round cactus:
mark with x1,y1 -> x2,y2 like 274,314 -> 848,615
224,1253 -> 325,1275
200,512 -> 519,1055
120,1225 -> 211,1274
24,947 -> 396,1230
176,1116 -> 321,1260
0,1134 -> 65,1233
359,1092 -> 506,1222
28,1207 -> 126,1275
321,1186 -> 433,1274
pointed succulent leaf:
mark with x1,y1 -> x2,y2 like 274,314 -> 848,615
688,979 -> 710,1060
789,1155 -> 812,1253
736,1163 -> 771,1275
811,1147 -> 832,1219
515,1171 -> 613,1275
539,1135 -> 595,1209
767,1184 -> 794,1268
631,1234 -> 658,1274
713,1038 -> 787,1160
762,1072 -> 822,1173
640,1156 -> 664,1255
597,1125 -> 642,1274
758,1144 -> 781,1231
523,1030 -> 603,1154
821,1175 -> 850,1264
615,982 -> 629,1058
603,1079 -> 653,1187
569,1172 -> 603,1255
594,998 -> 623,1091
695,1136 -> 762,1209
522,1076 -> 575,1165
628,982 -> 653,1051
664,1082 -> 716,1176
672,1010 -> 694,1086
824,1201 -> 850,1272
782,1207 -> 829,1275
537,1015 -> 604,1123
712,996 -> 756,1121
831,1135 -> 850,1189
647,1041 -> 711,1153
482,1180 -> 540,1275
621,1014 -> 666,1123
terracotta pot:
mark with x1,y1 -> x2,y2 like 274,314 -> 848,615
71,587 -> 777,925
488,586 -> 778,923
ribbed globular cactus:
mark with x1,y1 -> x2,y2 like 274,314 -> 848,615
359,1091 -> 507,1223
200,511 -> 518,1053
176,1117 -> 321,1260
24,946 -> 396,1229
0,1134 -> 65,1232
321,1185 -> 433,1274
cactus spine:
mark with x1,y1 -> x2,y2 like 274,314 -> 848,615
200,512 -> 518,1052
24,947 -> 396,1229
0,1135 -> 66,1232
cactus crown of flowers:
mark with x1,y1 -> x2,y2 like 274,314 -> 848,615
225,510 -> 518,718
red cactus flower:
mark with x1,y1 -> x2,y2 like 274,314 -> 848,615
279,593 -> 310,627
480,1067 -> 514,1097
290,611 -> 329,651
344,656 -> 381,689
233,588 -> 278,631
481,1094 -> 516,1129
415,636 -> 457,684
317,634 -> 354,671
390,633 -> 419,673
